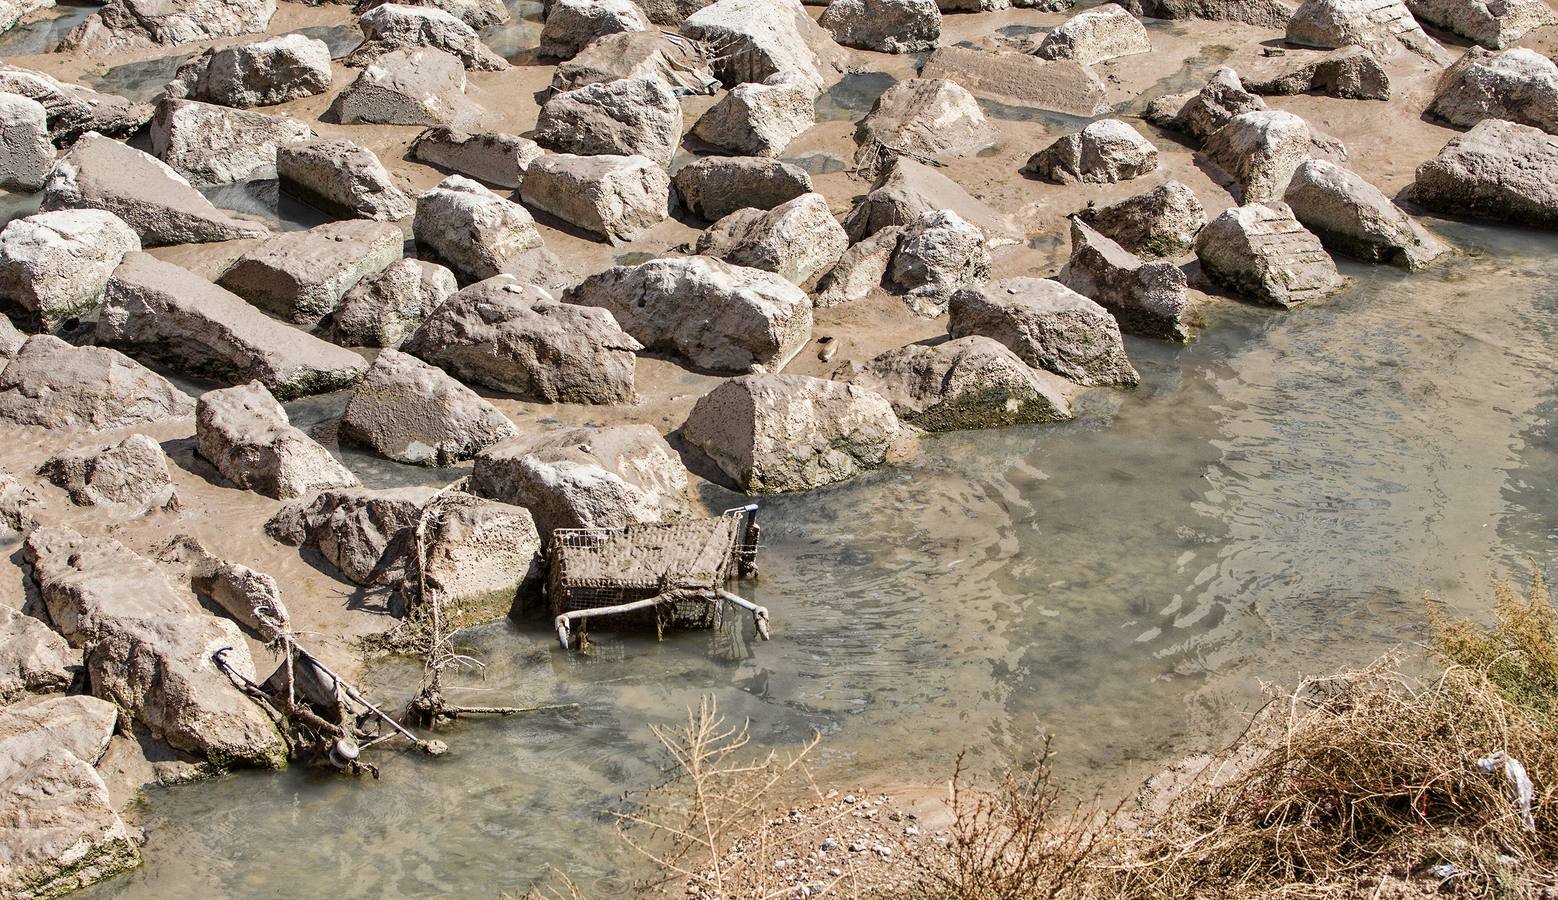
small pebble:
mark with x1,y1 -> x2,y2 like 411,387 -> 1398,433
820,838 -> 839,851
848,841 -> 866,852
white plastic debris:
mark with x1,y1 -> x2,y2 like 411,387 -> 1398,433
1476,750 -> 1536,833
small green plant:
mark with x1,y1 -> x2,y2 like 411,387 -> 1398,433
1430,569 -> 1558,721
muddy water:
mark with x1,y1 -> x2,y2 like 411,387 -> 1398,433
67,219 -> 1557,898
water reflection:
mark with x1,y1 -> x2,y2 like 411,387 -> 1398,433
85,51 -> 194,102
0,0 -> 95,55
201,179 -> 334,233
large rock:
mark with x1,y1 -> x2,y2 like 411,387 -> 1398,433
1034,3 -> 1150,66
539,0 -> 652,60
196,381 -> 358,500
340,349 -> 518,466
40,133 -> 268,247
0,606 -> 77,704
520,153 -> 670,244
1146,66 -> 1267,143
98,253 -> 370,399
636,0 -> 714,25
0,210 -> 140,332
356,0 -> 511,29
551,29 -> 719,96
403,276 -> 640,403
0,696 -> 117,785
410,127 -> 542,189
1412,119 -> 1558,228
265,487 -> 435,586
1246,46 -> 1390,100
1024,118 -> 1158,185
186,547 -> 288,641
682,374 -> 902,494
1283,159 -> 1447,269
22,526 -> 286,766
0,336 -> 193,431
36,433 -> 178,513
0,750 -> 139,899
1075,180 -> 1206,259
1426,47 -> 1557,135
836,336 -> 1072,433
1202,110 -> 1315,203
166,34 -> 334,109
948,276 -> 1138,386
672,156 -> 812,222
332,47 -> 481,128
820,0 -> 940,54
415,496 -> 542,623
329,258 -> 458,348
149,98 -> 314,188
679,0 -> 845,93
853,78 -> 993,178
413,175 -> 546,283
1285,0 -> 1447,61
1405,0 -> 1556,49
813,225 -> 902,307
533,77 -> 683,167
694,192 -> 848,286
0,315 -> 21,359
1194,202 -> 1345,308
841,157 -> 1014,243
62,0 -> 277,54
1131,0 -> 1294,26
1060,218 -> 1192,342
887,208 -> 989,315
0,469 -> 35,534
348,3 -> 507,70
565,255 -> 812,373
216,220 -> 403,328
0,64 -> 150,145
689,71 -> 816,157
277,139 -> 415,222
916,46 -> 1110,118
0,93 -> 52,191
470,424 -> 690,537
0,0 -> 52,34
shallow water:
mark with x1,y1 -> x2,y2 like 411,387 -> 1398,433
74,217 -> 1558,897
85,52 -> 194,102
0,0 -> 95,55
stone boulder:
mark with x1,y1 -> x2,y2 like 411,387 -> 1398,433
1130,0 -> 1294,26
187,549 -> 288,641
887,208 -> 989,315
1024,118 -> 1158,185
41,133 -> 268,247
98,253 -> 370,398
948,277 -> 1139,386
470,424 -> 691,537
813,225 -> 902,307
1034,3 -> 1151,66
853,78 -> 993,178
1426,47 -> 1557,135
165,34 -> 333,109
0,749 -> 140,900
565,255 -> 812,373
1146,66 -> 1266,143
1060,218 -> 1192,341
0,64 -> 150,145
1285,0 -> 1447,61
62,0 -> 277,54
216,220 -> 403,327
277,139 -> 415,221
329,259 -> 459,348
265,487 -> 432,586
1283,159 -> 1447,269
694,192 -> 848,286
1412,119 -> 1558,228
0,605 -> 77,704
1194,202 -> 1344,308
0,469 -> 35,535
149,98 -> 314,188
820,0 -> 940,54
410,127 -> 543,188
841,157 -> 1014,243
357,0 -> 510,28
1246,46 -> 1390,100
403,276 -> 640,403
1405,0 -> 1556,49
0,696 -> 117,785
0,314 -> 21,359
0,336 -> 193,431
0,93 -> 51,191
1202,110 -> 1315,203
689,71 -> 816,157
916,46 -> 1110,118
0,0 -> 52,35
673,156 -> 812,222
682,374 -> 902,494
23,526 -> 286,766
533,77 -> 683,167
520,153 -> 670,244
836,336 -> 1072,433
679,0 -> 845,93
196,381 -> 358,500
0,209 -> 140,332
340,349 -> 519,466
348,3 -> 507,70
36,433 -> 177,513
412,175 -> 558,285
551,29 -> 719,96
415,496 -> 543,623
539,0 -> 652,60
332,47 -> 482,128
1075,180 -> 1206,259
